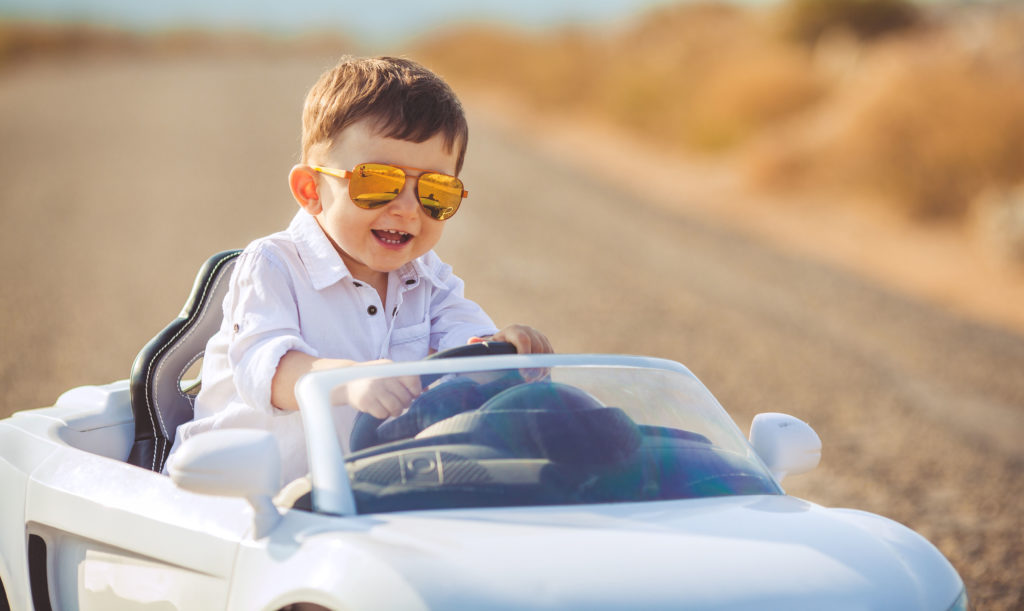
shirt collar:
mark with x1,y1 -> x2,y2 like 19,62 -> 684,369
406,256 -> 443,289
288,211 -> 350,290
287,210 -> 443,291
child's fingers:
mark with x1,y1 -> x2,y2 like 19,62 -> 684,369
530,332 -> 554,354
367,389 -> 406,419
494,325 -> 554,355
362,401 -> 392,420
378,378 -> 419,418
469,326 -> 553,355
395,374 -> 422,400
351,376 -> 419,419
359,385 -> 400,419
489,327 -> 523,352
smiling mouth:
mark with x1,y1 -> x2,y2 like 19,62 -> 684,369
373,229 -> 413,245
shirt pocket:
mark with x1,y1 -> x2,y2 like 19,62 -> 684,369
388,320 -> 431,362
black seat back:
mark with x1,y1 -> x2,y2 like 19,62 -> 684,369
127,250 -> 241,471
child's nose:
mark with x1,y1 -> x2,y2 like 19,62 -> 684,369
388,175 -> 421,216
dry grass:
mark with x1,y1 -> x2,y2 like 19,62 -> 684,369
748,13 -> 1024,222
413,2 -> 1024,262
834,50 -> 1024,219
418,4 -> 825,152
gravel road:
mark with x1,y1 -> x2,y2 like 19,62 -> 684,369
1,54 -> 1021,608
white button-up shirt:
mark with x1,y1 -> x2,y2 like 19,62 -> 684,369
170,211 -> 497,483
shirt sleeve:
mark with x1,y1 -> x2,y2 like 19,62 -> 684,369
225,246 -> 318,414
427,260 -> 499,352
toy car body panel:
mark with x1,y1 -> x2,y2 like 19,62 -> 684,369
0,354 -> 965,610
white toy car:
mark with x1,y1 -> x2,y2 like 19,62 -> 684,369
0,252 -> 967,610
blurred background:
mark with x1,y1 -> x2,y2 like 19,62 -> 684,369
1,0 -> 1022,608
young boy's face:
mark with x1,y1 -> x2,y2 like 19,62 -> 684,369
308,120 -> 459,283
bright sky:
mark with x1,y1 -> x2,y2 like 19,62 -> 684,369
0,0 -> 708,42
1,0 -> 962,48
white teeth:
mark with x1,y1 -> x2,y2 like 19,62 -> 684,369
375,229 -> 410,245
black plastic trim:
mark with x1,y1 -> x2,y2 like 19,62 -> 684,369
27,535 -> 51,611
0,575 -> 10,611
127,249 -> 242,471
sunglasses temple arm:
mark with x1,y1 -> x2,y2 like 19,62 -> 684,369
312,167 -> 352,180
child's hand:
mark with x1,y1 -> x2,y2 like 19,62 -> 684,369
472,325 -> 553,355
341,359 -> 422,419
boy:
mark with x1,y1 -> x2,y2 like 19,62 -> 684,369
168,56 -> 552,484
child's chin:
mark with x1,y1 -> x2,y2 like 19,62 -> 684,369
368,254 -> 414,273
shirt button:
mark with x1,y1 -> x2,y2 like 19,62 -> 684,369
367,305 -> 378,316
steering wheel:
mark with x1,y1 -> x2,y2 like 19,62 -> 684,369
414,381 -> 644,466
348,341 -> 519,452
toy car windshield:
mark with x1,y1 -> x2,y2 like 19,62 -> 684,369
298,356 -> 782,515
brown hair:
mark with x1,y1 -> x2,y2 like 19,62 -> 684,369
301,56 -> 469,174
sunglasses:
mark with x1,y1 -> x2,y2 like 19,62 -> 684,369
312,162 -> 467,221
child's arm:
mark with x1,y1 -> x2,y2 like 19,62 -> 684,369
271,350 -> 421,419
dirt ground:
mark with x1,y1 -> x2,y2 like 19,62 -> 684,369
1,53 -> 1021,609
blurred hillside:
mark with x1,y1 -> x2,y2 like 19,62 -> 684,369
0,20 -> 354,60
411,0 -> 1024,265
3,1 -> 1022,278
5,1 -> 1023,267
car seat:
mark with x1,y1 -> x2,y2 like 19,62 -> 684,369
126,250 -> 242,472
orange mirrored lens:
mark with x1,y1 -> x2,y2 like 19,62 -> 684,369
417,173 -> 463,220
349,163 -> 405,208
347,163 -> 464,220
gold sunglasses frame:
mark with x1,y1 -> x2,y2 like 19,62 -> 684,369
312,162 -> 468,221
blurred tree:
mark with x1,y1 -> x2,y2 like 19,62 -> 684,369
781,0 -> 920,44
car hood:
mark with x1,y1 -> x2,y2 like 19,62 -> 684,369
286,494 -> 962,610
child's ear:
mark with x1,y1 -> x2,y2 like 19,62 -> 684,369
289,165 -> 321,214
